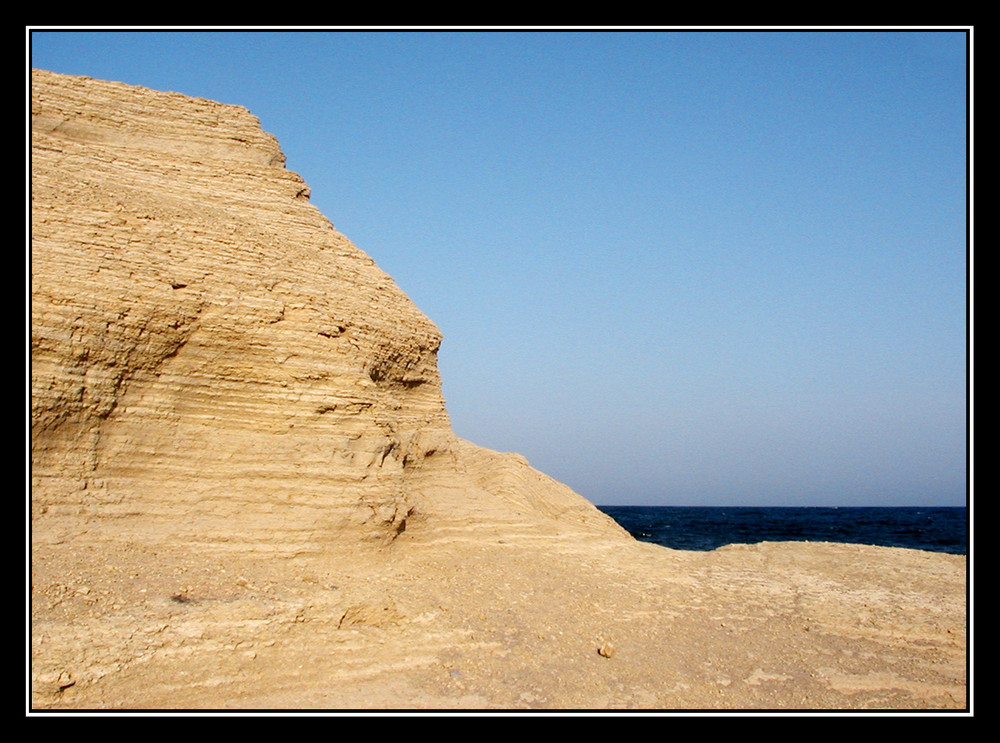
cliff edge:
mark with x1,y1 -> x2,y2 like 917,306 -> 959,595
30,67 -> 625,553
30,69 -> 967,711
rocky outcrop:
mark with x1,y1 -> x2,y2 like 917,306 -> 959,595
30,68 -> 626,557
30,69 -> 966,711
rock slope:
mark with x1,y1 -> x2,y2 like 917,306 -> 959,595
29,69 -> 967,711
30,68 -> 621,554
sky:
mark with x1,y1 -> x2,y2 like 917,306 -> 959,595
28,28 -> 970,507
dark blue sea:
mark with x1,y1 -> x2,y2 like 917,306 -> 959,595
597,506 -> 968,555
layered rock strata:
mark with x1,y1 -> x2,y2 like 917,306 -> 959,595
30,68 -> 623,557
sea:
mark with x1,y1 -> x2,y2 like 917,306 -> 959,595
597,506 -> 968,555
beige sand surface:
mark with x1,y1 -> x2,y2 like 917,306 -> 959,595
31,519 -> 967,711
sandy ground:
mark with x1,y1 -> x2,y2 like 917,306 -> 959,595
30,523 -> 968,713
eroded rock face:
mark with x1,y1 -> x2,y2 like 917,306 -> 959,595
30,68 -> 624,555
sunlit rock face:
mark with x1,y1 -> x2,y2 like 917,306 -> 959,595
30,68 -> 625,555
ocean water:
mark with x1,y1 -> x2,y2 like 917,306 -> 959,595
597,506 -> 968,555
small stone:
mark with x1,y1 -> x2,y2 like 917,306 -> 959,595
598,641 -> 615,658
37,670 -> 76,691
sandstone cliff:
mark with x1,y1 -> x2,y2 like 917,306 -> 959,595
30,67 -> 624,554
30,69 -> 967,711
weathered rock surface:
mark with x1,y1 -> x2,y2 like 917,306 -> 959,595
30,69 -> 968,711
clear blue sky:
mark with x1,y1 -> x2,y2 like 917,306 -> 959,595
29,29 -> 970,506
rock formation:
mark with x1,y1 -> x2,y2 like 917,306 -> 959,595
30,69 -> 968,711
30,67 -> 622,553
